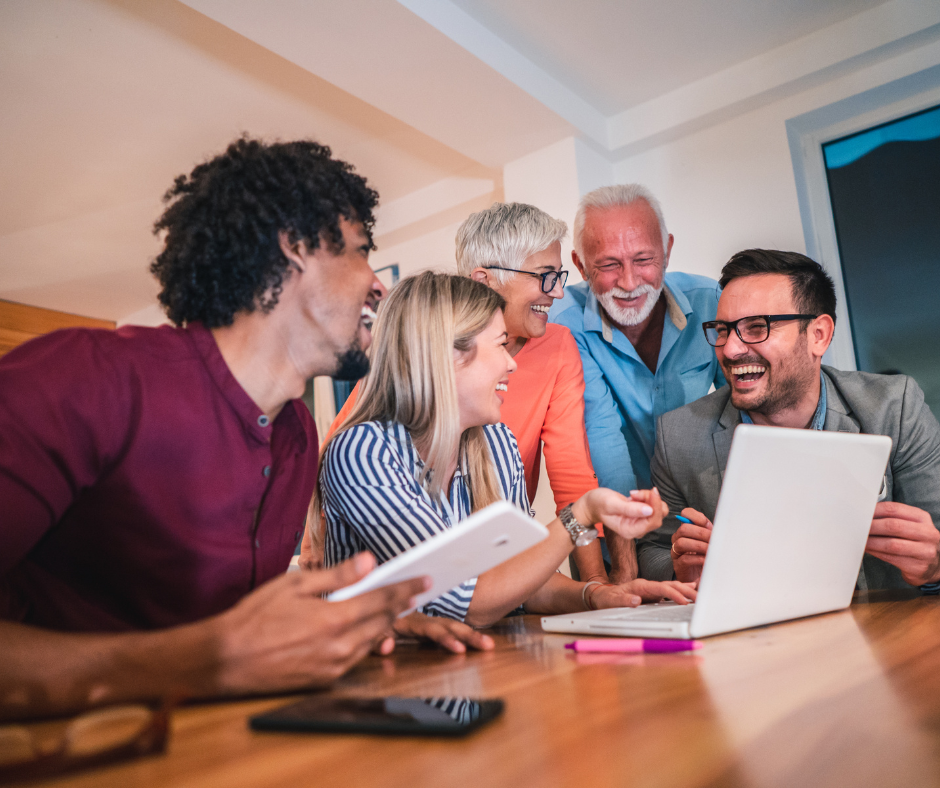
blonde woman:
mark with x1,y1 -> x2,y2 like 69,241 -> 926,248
318,272 -> 695,652
323,202 -> 606,582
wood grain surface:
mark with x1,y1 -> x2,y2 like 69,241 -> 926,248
28,590 -> 940,788
0,300 -> 114,357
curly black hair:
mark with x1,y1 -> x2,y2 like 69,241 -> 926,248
150,136 -> 379,327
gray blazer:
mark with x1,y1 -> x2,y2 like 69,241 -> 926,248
641,366 -> 940,589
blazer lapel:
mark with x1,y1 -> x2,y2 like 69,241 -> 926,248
822,372 -> 860,434
820,370 -> 868,589
712,397 -> 740,483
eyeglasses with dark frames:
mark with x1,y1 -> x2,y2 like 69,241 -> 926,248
702,314 -> 819,347
482,267 -> 568,294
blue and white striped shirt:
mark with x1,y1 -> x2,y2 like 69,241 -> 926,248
321,420 -> 532,621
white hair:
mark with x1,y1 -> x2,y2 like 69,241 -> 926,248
455,202 -> 567,285
572,184 -> 669,259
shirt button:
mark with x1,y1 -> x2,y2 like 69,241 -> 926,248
263,465 -> 271,477
255,538 -> 261,548
294,530 -> 302,540
258,415 -> 270,427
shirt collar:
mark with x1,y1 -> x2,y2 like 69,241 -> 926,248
187,321 -> 308,453
583,287 -> 607,336
663,283 -> 689,331
739,371 -> 827,430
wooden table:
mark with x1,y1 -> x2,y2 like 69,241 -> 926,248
37,591 -> 940,788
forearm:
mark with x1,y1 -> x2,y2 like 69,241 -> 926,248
0,619 -> 222,722
466,486 -> 665,625
466,518 -> 574,627
299,517 -> 323,571
572,540 -> 608,582
1,556 -> 423,722
606,533 -> 638,583
522,573 -> 589,615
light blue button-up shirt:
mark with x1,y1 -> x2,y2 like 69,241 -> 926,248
550,273 -> 725,495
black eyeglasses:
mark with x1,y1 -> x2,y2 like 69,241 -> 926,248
702,314 -> 818,347
482,267 -> 568,294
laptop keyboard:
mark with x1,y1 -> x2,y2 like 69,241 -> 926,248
601,602 -> 695,622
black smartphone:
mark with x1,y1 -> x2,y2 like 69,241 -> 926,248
249,695 -> 504,737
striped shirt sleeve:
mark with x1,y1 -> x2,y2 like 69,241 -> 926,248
321,422 -> 476,621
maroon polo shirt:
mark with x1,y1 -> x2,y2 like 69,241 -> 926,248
0,322 -> 318,632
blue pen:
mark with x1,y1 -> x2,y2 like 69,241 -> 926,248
675,515 -> 693,524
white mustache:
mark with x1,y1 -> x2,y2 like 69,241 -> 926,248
607,285 -> 658,300
596,282 -> 662,326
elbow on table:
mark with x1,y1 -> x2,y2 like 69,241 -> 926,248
463,605 -> 507,629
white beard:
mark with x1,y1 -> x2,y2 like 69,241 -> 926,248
596,283 -> 663,326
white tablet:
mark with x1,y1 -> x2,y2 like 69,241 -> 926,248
327,500 -> 549,613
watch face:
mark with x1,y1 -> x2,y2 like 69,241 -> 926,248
575,528 -> 598,548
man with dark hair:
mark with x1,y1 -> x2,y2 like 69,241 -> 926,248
0,137 -> 426,721
640,249 -> 940,591
717,248 -> 837,321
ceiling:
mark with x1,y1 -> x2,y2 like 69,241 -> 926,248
451,0 -> 888,116
0,0 -> 924,323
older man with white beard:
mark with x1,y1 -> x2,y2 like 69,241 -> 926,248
550,184 -> 724,581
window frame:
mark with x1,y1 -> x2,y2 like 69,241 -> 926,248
785,64 -> 940,371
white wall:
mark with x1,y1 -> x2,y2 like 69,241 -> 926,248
613,39 -> 940,283
502,136 -> 617,287
614,102 -> 807,282
503,137 -> 582,268
369,220 -> 463,279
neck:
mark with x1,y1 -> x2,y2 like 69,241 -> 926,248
506,334 -> 527,357
412,431 -> 458,493
211,312 -> 308,421
606,294 -> 666,374
747,373 -> 822,430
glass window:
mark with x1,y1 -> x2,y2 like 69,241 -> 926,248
823,104 -> 940,417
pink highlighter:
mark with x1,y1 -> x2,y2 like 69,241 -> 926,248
565,638 -> 702,653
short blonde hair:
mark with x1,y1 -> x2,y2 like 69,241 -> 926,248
456,202 -> 567,285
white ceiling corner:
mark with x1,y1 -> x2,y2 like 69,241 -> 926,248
395,0 -> 609,147
405,0 -> 940,158
605,0 -> 940,155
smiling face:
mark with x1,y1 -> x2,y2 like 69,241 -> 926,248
491,241 -> 564,342
293,217 -> 386,379
454,310 -> 518,432
716,273 -> 827,419
575,201 -> 673,330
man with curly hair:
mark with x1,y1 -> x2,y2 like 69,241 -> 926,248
0,137 -> 426,720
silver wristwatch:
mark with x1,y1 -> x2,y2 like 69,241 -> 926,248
559,504 -> 599,547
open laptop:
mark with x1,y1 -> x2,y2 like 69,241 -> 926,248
541,425 -> 892,639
